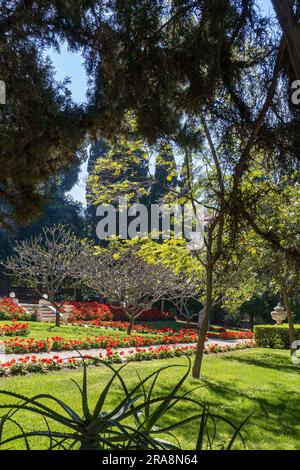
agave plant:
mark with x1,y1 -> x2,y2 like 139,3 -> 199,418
0,356 -> 251,450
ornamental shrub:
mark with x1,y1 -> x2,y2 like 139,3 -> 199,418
254,324 -> 300,349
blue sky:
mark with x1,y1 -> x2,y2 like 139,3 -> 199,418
45,43 -> 89,205
48,0 -> 274,206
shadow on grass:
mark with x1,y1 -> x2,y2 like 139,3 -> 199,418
212,382 -> 298,439
220,350 -> 300,374
191,353 -> 300,448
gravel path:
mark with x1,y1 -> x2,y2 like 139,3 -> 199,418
0,338 -> 251,362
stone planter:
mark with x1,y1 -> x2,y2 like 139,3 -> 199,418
271,304 -> 287,325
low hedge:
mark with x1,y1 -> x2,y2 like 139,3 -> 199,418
254,324 -> 300,349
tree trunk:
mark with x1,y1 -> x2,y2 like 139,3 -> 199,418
126,315 -> 135,335
48,298 -> 61,327
37,289 -> 61,327
272,0 -> 300,79
282,288 -> 297,355
197,306 -> 205,329
192,265 -> 213,379
55,310 -> 61,327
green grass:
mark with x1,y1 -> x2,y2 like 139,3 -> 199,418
0,321 -> 159,340
142,319 -> 185,330
0,348 -> 299,450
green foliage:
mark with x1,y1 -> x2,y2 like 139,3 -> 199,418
86,140 -> 111,238
88,121 -> 150,206
0,358 -> 249,450
93,0 -> 272,141
254,325 -> 300,349
0,44 -> 86,225
150,142 -> 178,203
224,294 -> 277,327
0,166 -> 85,260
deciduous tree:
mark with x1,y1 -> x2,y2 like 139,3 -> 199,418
3,225 -> 82,326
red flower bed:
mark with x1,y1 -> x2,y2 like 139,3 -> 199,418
0,323 -> 29,337
0,298 -> 31,321
0,329 -> 198,354
2,338 -> 50,354
64,301 -> 175,323
47,329 -> 198,352
207,330 -> 253,340
75,319 -> 252,341
62,302 -> 113,322
50,334 -> 156,352
0,341 -> 257,377
161,329 -> 198,344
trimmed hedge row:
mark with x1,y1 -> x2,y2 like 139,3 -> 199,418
254,324 -> 300,349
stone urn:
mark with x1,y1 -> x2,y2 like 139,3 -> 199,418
9,292 -> 19,305
271,304 -> 287,325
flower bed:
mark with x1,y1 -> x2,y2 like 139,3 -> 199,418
63,301 -> 175,322
207,330 -> 253,340
62,302 -> 113,322
91,320 -> 252,340
70,316 -> 252,340
0,329 -> 198,354
0,341 -> 256,377
0,325 -> 254,354
90,319 -> 177,335
0,323 -> 29,337
2,338 -> 50,354
0,298 -> 32,321
50,334 -> 156,352
126,341 -> 256,362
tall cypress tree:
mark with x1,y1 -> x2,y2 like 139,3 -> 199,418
86,139 -> 111,239
150,142 -> 177,204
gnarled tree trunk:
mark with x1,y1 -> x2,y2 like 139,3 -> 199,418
126,313 -> 135,335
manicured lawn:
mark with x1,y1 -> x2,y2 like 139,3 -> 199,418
0,348 -> 299,450
0,321 -> 159,340
142,319 -> 183,330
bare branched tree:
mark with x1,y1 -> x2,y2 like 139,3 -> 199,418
169,277 -> 201,326
75,245 -> 198,334
3,225 -> 82,327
